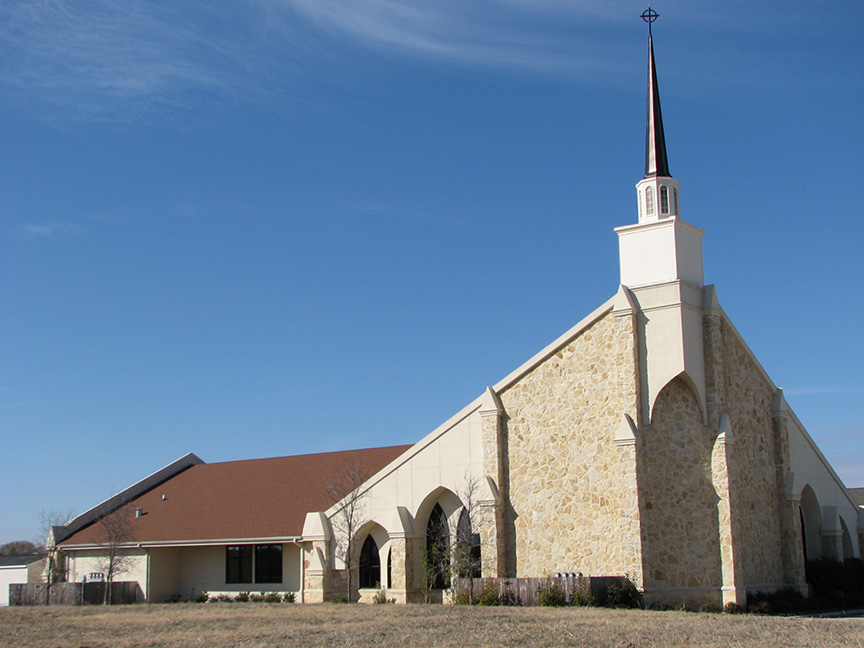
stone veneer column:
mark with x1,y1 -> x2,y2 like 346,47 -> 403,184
711,419 -> 744,606
387,535 -> 415,604
302,540 -> 331,603
479,387 -> 508,577
704,304 -> 745,606
612,288 -> 646,589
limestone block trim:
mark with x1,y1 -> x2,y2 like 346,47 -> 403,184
716,413 -> 734,445
613,413 -> 638,447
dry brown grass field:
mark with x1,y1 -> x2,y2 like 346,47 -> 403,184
1,603 -> 862,648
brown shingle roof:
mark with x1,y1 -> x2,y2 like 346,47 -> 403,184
848,487 -> 864,507
59,445 -> 411,546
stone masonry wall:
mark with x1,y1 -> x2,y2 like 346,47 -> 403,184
719,322 -> 785,587
639,377 -> 722,598
500,310 -> 643,582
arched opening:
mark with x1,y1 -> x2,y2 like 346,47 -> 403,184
660,185 -> 669,214
358,535 -> 381,589
673,187 -> 679,215
426,503 -> 450,589
456,508 -> 481,578
387,548 -> 392,589
799,485 -> 822,561
645,186 -> 655,215
840,517 -> 854,559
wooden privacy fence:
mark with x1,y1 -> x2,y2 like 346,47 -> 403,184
452,576 -> 624,607
10,582 -> 139,606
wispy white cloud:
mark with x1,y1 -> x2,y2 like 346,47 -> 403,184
20,221 -> 87,237
0,0 -> 848,123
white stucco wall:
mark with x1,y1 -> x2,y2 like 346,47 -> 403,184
65,549 -> 148,602
148,543 -> 302,602
0,566 -> 30,606
352,405 -> 486,533
787,408 -> 860,558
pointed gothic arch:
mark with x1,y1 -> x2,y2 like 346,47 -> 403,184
426,503 -> 450,589
799,485 -> 822,561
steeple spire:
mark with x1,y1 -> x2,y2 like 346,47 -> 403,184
645,34 -> 670,178
634,8 -> 679,223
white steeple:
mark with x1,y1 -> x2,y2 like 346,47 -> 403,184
614,9 -> 709,425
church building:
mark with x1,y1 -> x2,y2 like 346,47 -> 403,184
52,25 -> 862,609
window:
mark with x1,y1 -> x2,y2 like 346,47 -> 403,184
456,509 -> 481,578
645,186 -> 654,215
673,187 -> 679,215
226,545 -> 253,583
255,544 -> 283,584
637,190 -> 642,220
426,504 -> 450,589
226,544 -> 282,584
660,186 -> 669,214
358,535 -> 380,589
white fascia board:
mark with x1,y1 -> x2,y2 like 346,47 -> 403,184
785,405 -> 859,510
323,398 -> 484,516
55,453 -> 205,544
719,306 -> 857,509
492,296 -> 616,394
61,536 -> 302,551
716,307 -> 777,392
324,296 -> 617,516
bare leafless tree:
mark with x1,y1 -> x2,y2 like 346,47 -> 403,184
451,475 -> 487,604
324,461 -> 370,602
94,504 -> 136,604
38,508 -> 76,602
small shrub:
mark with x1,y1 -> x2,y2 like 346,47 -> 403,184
698,603 -> 722,614
452,589 -> 471,605
193,591 -> 209,603
282,592 -> 296,603
163,592 -> 184,604
477,582 -> 501,606
749,600 -> 772,615
248,592 -> 264,603
234,591 -> 250,602
372,588 -> 395,604
649,601 -> 674,611
500,590 -> 521,607
538,580 -> 568,607
723,602 -> 744,614
602,576 -> 642,609
570,586 -> 595,607
263,592 -> 282,603
676,603 -> 690,612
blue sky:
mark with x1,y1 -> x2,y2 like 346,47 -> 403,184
1,1 -> 862,544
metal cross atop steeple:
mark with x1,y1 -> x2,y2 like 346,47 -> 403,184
641,7 -> 659,35
642,7 -> 670,178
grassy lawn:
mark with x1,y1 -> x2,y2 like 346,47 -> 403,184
1,603 -> 862,648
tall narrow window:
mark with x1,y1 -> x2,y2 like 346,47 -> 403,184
637,190 -> 643,220
456,509 -> 481,578
358,535 -> 380,589
387,548 -> 392,589
645,186 -> 655,215
255,544 -> 283,583
660,185 -> 669,214
673,187 -> 679,215
426,504 -> 449,589
226,545 -> 253,583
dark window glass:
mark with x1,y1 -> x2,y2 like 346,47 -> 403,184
426,504 -> 449,589
226,545 -> 253,583
358,535 -> 380,589
255,544 -> 283,583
